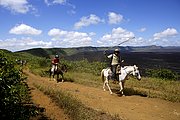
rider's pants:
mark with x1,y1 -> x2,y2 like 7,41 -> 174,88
111,64 -> 118,80
51,64 -> 58,73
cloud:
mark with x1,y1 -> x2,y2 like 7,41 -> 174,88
0,0 -> 34,14
53,0 -> 66,4
48,28 -> 93,47
138,27 -> 146,32
108,12 -> 123,24
44,0 -> 75,9
67,9 -> 76,15
0,37 -> 52,52
44,0 -> 76,15
74,14 -> 104,29
9,24 -> 42,35
153,28 -> 178,40
45,0 -> 66,6
97,27 -> 135,46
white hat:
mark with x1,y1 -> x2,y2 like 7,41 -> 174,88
114,49 -> 119,52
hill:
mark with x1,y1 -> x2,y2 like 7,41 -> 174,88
14,46 -> 180,75
15,45 -> 180,58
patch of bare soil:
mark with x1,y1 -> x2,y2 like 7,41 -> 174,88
25,71 -> 180,120
27,73 -> 69,120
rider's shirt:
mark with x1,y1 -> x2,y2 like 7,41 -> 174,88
52,58 -> 59,65
107,54 -> 120,65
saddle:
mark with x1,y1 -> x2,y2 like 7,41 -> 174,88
116,64 -> 121,74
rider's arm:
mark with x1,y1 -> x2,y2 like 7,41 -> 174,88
107,54 -> 113,59
51,59 -> 54,64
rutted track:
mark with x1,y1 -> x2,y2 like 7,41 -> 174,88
27,72 -> 70,120
25,71 -> 180,120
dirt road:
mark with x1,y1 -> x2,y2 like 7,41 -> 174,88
26,71 -> 180,120
27,72 -> 69,120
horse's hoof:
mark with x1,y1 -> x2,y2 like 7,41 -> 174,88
110,92 -> 113,95
122,95 -> 125,96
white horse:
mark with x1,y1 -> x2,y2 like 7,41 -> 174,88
101,65 -> 141,95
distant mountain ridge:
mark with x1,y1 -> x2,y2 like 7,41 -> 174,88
15,45 -> 180,58
2,46 -> 180,76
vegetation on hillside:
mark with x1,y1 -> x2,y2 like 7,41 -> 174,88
1,48 -> 180,119
22,52 -> 180,102
146,68 -> 179,80
0,51 -> 42,119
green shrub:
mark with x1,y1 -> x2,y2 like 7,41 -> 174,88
146,68 -> 179,80
65,59 -> 106,76
0,51 -> 41,119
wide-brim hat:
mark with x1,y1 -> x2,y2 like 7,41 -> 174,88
114,49 -> 119,52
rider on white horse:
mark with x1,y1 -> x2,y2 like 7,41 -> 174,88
51,54 -> 59,75
105,49 -> 122,82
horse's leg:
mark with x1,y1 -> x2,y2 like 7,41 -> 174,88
119,81 -> 124,96
122,81 -> 125,96
101,71 -> 106,91
50,71 -> 52,80
56,74 -> 59,83
103,76 -> 106,91
61,73 -> 64,82
59,71 -> 64,82
53,73 -> 56,81
105,78 -> 113,94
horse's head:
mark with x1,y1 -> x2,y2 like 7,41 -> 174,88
132,65 -> 141,80
60,64 -> 67,72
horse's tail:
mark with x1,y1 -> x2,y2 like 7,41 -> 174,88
101,69 -> 105,83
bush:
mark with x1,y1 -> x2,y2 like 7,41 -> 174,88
64,59 -> 106,76
0,51 -> 40,119
146,68 -> 179,80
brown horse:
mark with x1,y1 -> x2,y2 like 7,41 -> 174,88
50,64 -> 67,82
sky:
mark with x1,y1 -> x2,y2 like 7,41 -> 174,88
0,0 -> 180,51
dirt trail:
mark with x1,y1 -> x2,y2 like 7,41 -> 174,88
27,73 -> 69,120
26,71 -> 180,120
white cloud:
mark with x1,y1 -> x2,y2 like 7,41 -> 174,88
108,12 -> 123,24
0,0 -> 34,14
48,28 -> 93,47
9,24 -> 42,35
74,14 -> 104,29
138,27 -> 146,32
0,37 -> 52,51
153,28 -> 178,40
53,0 -> 66,4
44,0 -> 76,15
44,0 -> 75,8
44,0 -> 66,6
67,9 -> 76,15
97,27 -> 135,46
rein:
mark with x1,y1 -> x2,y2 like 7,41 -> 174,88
121,66 -> 128,74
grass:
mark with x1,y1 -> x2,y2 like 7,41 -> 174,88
65,71 -> 102,88
34,83 -> 121,120
25,57 -> 180,102
29,64 -> 180,103
126,77 -> 180,102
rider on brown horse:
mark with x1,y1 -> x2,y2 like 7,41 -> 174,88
51,54 -> 59,75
